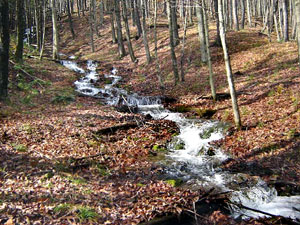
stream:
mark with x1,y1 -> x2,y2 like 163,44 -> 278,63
61,58 -> 300,222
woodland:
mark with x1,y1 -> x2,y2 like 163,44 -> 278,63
0,0 -> 300,224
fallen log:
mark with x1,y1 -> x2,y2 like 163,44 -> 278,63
95,122 -> 138,135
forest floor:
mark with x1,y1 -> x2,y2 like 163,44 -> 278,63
0,13 -> 299,225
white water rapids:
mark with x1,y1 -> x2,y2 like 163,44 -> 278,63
61,59 -> 300,222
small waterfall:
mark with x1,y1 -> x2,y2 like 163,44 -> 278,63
61,59 -> 300,221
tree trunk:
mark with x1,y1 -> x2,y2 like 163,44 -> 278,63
134,0 -> 143,38
122,0 -> 136,62
0,0 -> 10,99
67,0 -> 75,39
39,0 -> 46,59
296,0 -> 300,65
154,0 -> 164,90
196,0 -> 207,63
168,0 -> 179,85
15,0 -> 25,63
246,0 -> 252,27
282,0 -> 289,41
34,0 -> 41,50
233,0 -> 239,31
141,0 -> 151,64
51,0 -> 59,60
171,0 -> 179,46
202,0 -> 216,100
110,9 -> 117,44
213,0 -> 221,46
218,0 -> 241,128
115,0 -> 126,58
241,0 -> 245,29
180,5 -> 188,82
89,0 -> 95,52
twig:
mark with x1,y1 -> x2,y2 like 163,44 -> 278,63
193,201 -> 198,223
10,60 -> 46,83
183,208 -> 209,221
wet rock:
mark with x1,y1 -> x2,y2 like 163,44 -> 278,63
115,105 -> 138,113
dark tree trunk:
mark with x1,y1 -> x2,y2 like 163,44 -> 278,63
15,0 -> 25,63
0,0 -> 10,99
67,0 -> 75,39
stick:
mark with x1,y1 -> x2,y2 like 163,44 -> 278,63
9,60 -> 47,87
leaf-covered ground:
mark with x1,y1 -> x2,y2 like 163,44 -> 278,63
1,12 -> 299,225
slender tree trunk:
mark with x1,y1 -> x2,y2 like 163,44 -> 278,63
39,0 -> 46,59
141,0 -> 151,64
99,0 -> 104,26
296,0 -> 300,65
202,0 -> 216,100
282,0 -> 289,41
171,0 -> 179,46
34,0 -> 41,50
196,0 -> 207,63
15,0 -> 25,63
154,0 -> 164,90
0,0 -> 10,99
233,0 -> 239,31
241,0 -> 245,29
246,0 -> 252,27
67,0 -> 75,39
76,0 -> 80,18
122,0 -> 136,62
218,0 -> 241,128
180,6 -> 188,82
214,0 -> 221,46
134,0 -> 143,38
89,0 -> 95,52
168,0 -> 179,85
51,0 -> 59,60
115,0 -> 126,58
110,9 -> 117,44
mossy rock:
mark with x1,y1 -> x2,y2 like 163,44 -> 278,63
170,105 -> 191,113
165,179 -> 183,187
152,144 -> 167,152
191,108 -> 217,119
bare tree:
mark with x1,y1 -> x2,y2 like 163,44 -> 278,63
51,0 -> 60,60
0,0 -> 10,99
15,0 -> 25,63
218,0 -> 242,128
296,0 -> 300,65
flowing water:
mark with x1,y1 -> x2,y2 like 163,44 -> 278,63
61,59 -> 300,221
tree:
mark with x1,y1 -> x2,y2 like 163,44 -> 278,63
51,0 -> 60,60
15,0 -> 25,63
114,0 -> 126,58
0,0 -> 10,99
218,0 -> 242,128
67,0 -> 76,39
122,0 -> 136,62
296,0 -> 300,65
202,0 -> 216,100
141,0 -> 151,64
168,0 -> 179,85
232,0 -> 239,31
196,0 -> 207,63
154,0 -> 164,90
282,0 -> 289,42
